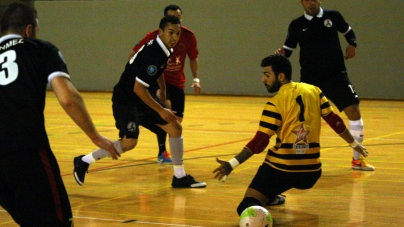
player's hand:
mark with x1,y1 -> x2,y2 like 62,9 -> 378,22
92,135 -> 120,160
353,143 -> 368,157
191,82 -> 201,94
274,47 -> 286,56
213,158 -> 233,181
159,108 -> 178,123
345,45 -> 356,60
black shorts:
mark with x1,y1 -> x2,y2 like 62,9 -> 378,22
300,71 -> 360,112
249,164 -> 321,199
112,103 -> 168,139
166,83 -> 185,118
0,149 -> 73,226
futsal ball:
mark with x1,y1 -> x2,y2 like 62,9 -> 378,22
239,205 -> 273,227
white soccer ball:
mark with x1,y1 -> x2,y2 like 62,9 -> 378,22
239,205 -> 273,227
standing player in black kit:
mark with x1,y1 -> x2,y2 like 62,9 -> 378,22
0,2 -> 119,226
74,15 -> 207,188
275,0 -> 374,171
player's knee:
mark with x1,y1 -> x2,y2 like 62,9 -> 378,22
237,197 -> 261,216
121,138 -> 137,151
169,121 -> 182,137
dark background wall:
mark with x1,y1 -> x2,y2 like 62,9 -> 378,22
3,1 -> 403,99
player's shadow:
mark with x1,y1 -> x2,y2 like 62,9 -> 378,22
268,208 -> 320,227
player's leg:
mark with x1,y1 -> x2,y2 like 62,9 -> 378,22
166,83 -> 185,122
155,118 -> 206,188
237,164 -> 289,215
3,149 -> 73,226
316,72 -> 374,171
142,123 -> 172,163
73,103 -> 139,186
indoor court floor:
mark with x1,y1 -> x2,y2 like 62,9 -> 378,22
0,92 -> 403,226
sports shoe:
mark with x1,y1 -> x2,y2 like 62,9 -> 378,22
171,174 -> 207,188
351,156 -> 375,171
157,151 -> 173,164
73,155 -> 89,186
266,195 -> 286,206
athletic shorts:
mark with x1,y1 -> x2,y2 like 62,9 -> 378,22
0,149 -> 73,226
300,71 -> 360,112
249,164 -> 321,201
166,83 -> 185,118
112,103 -> 168,139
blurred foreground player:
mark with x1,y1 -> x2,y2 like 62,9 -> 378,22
0,2 -> 118,226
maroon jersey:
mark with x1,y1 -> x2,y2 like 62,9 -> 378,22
133,26 -> 198,89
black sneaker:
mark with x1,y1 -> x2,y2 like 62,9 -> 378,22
266,194 -> 286,206
73,155 -> 89,186
171,174 -> 207,188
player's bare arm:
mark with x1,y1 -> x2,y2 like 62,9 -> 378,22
134,80 -> 177,123
213,147 -> 253,180
157,74 -> 167,104
51,76 -> 120,159
190,58 -> 201,94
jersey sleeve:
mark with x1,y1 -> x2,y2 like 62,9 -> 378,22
284,19 -> 300,51
45,44 -> 70,83
258,101 -> 282,136
318,89 -> 333,116
186,32 -> 198,59
333,10 -> 351,34
132,30 -> 158,53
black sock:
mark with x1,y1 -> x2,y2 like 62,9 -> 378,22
156,129 -> 167,156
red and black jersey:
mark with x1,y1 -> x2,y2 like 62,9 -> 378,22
0,34 -> 69,155
283,8 -> 354,75
132,26 -> 198,89
113,36 -> 170,108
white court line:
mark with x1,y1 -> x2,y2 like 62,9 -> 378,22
73,216 -> 206,227
0,212 -> 206,227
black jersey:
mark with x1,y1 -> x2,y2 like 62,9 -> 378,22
284,8 -> 353,74
112,36 -> 170,108
0,34 -> 69,155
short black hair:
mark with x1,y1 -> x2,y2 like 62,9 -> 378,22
159,15 -> 181,30
164,4 -> 182,16
261,54 -> 292,80
0,2 -> 37,35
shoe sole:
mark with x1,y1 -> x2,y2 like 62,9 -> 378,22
172,182 -> 207,188
73,172 -> 84,186
352,166 -> 375,171
73,157 -> 85,186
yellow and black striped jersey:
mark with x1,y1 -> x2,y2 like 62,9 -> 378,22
258,82 -> 333,172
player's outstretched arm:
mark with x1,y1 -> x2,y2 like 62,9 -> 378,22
50,76 -> 120,159
322,112 -> 368,157
213,147 -> 253,181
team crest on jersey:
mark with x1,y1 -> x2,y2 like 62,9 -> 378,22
292,124 -> 310,154
324,19 -> 333,27
178,43 -> 185,51
147,65 -> 157,76
127,122 -> 137,132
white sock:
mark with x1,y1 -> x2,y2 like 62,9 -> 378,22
349,118 -> 364,160
82,140 -> 123,164
169,137 -> 184,166
174,165 -> 186,178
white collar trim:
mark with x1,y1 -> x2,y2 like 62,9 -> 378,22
0,34 -> 22,43
304,7 -> 323,20
156,35 -> 172,57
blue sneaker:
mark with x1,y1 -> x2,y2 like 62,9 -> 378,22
157,151 -> 172,164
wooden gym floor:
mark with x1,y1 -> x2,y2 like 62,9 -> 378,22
0,92 -> 403,227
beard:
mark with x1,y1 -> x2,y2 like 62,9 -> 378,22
265,79 -> 281,93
